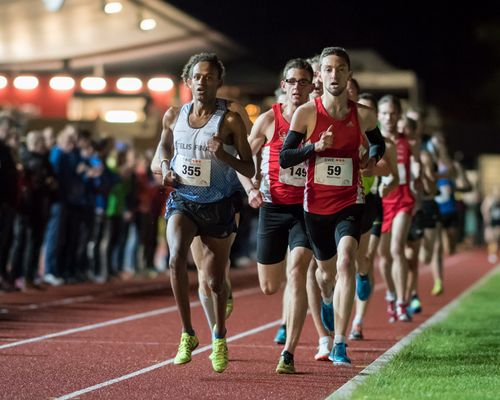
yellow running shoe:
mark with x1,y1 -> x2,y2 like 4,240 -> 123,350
211,338 -> 228,373
276,351 -> 295,374
174,332 -> 199,365
431,279 -> 443,296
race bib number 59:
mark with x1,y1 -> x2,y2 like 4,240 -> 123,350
314,157 -> 353,186
174,154 -> 211,187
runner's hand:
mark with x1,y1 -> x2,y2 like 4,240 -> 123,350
208,135 -> 225,159
248,188 -> 264,209
360,156 -> 376,175
162,170 -> 177,187
314,125 -> 334,152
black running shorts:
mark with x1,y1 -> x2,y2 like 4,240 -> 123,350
440,211 -> 459,229
360,193 -> 382,235
407,209 -> 425,242
304,204 -> 364,261
421,199 -> 440,229
256,203 -> 310,265
165,191 -> 236,238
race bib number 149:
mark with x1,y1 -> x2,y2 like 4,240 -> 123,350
279,163 -> 306,187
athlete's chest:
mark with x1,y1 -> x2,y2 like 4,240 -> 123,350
316,118 -> 361,149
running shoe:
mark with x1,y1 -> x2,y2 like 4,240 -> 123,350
410,295 -> 422,314
314,336 -> 332,361
349,324 -> 364,340
274,324 -> 286,345
211,338 -> 228,373
329,342 -> 351,366
276,351 -> 295,374
431,279 -> 443,296
387,300 -> 397,323
356,273 -> 371,301
321,300 -> 335,332
396,303 -> 412,322
174,332 -> 199,365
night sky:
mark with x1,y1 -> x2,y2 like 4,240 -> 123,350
167,1 -> 500,161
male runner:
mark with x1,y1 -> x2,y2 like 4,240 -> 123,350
280,47 -> 385,365
239,58 -> 315,373
153,53 -> 254,373
377,95 -> 420,322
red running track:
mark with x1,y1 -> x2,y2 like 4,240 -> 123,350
0,248 -> 495,400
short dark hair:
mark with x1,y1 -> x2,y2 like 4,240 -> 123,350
306,54 -> 320,66
349,78 -> 360,92
78,129 -> 92,141
359,93 -> 378,112
319,47 -> 351,70
282,58 -> 314,81
181,52 -> 225,84
378,94 -> 402,114
403,116 -> 418,131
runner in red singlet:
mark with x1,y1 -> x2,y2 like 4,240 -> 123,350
239,58 -> 314,374
377,95 -> 420,322
280,47 -> 385,366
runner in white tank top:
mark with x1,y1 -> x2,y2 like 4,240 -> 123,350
152,53 -> 254,373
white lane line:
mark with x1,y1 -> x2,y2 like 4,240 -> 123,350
2,254 -> 466,315
0,254 -> 467,350
55,319 -> 282,400
0,286 -> 262,350
1,282 -> 168,313
326,265 -> 500,400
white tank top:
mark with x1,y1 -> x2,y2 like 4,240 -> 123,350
170,98 -> 239,203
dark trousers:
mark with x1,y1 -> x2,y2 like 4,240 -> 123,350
11,214 -> 46,283
0,203 -> 16,282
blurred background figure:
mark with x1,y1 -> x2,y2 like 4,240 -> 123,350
0,113 -> 21,291
481,185 -> 500,264
10,130 -> 56,290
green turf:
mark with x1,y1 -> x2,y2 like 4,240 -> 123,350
348,269 -> 500,400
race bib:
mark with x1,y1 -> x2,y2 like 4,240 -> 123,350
397,163 -> 407,185
314,157 -> 353,186
174,154 -> 211,186
436,184 -> 452,203
279,163 -> 306,187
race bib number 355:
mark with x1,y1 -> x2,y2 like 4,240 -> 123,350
279,163 -> 306,187
174,154 -> 211,187
314,157 -> 353,186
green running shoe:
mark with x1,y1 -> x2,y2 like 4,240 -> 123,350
276,351 -> 295,374
173,332 -> 199,365
211,338 -> 228,373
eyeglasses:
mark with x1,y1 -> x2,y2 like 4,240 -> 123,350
284,78 -> 312,87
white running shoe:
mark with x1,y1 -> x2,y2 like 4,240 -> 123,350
315,336 -> 332,361
43,274 -> 64,286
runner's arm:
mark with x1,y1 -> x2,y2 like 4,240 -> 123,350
151,107 -> 178,174
237,111 -> 271,194
279,105 -> 315,168
217,111 -> 255,178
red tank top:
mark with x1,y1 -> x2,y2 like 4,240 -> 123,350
304,97 -> 367,215
382,133 -> 415,206
259,103 -> 306,205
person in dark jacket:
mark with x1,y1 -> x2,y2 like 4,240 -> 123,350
0,114 -> 20,291
10,131 -> 57,290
